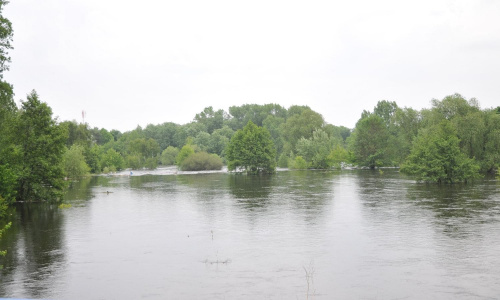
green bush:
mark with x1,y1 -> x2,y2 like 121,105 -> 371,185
180,152 -> 223,171
176,145 -> 195,166
277,153 -> 289,168
63,145 -> 90,178
145,157 -> 158,170
289,156 -> 308,169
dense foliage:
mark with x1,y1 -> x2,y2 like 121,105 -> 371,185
180,152 -> 223,171
400,121 -> 481,183
226,121 -> 277,174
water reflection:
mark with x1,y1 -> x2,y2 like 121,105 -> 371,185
228,174 -> 273,209
1,171 -> 499,299
406,178 -> 500,238
0,204 -> 65,298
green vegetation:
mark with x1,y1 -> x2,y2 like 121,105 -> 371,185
180,152 -> 223,171
63,145 -> 90,179
400,121 -> 481,183
226,121 -> 277,174
0,0 -> 498,220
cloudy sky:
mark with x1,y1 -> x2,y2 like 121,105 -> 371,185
5,0 -> 500,132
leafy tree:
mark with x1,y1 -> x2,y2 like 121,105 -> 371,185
194,106 -> 226,134
226,121 -> 276,174
227,104 -> 287,130
85,144 -> 102,173
277,153 -> 289,168
100,148 -> 125,171
431,93 -> 479,120
161,146 -> 179,165
328,145 -> 350,168
373,100 -> 398,126
289,156 -> 307,169
194,131 -> 211,152
0,0 -> 13,76
176,144 -> 195,166
296,129 -> 336,169
482,110 -> 500,172
63,145 -> 90,178
144,157 -> 158,170
453,111 -> 485,160
401,121 -> 480,183
13,91 -> 67,201
61,121 -> 92,148
144,122 -> 179,150
263,115 -> 285,157
90,127 -> 114,145
0,164 -> 16,204
281,108 -> 324,149
350,114 -> 389,168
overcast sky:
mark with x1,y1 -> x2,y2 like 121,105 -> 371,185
5,0 -> 500,132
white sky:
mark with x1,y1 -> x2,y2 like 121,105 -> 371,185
5,0 -> 500,132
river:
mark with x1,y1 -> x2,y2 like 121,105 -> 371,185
1,169 -> 499,299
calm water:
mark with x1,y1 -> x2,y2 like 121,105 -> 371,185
1,169 -> 500,299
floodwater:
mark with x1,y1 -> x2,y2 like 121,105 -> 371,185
1,169 -> 499,299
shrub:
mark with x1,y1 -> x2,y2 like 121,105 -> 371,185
180,152 -> 223,171
176,145 -> 195,166
289,156 -> 308,169
278,153 -> 289,168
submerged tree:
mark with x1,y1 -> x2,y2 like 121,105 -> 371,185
226,121 -> 276,174
401,120 -> 480,183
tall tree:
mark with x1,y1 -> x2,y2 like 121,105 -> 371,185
194,106 -> 226,134
401,121 -> 480,183
0,0 -> 15,203
226,121 -> 276,174
296,129 -> 337,169
13,91 -> 67,201
350,114 -> 389,168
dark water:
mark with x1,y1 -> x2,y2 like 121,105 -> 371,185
1,169 -> 500,299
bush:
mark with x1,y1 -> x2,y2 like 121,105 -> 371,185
145,157 -> 158,170
289,156 -> 308,169
176,145 -> 195,166
277,153 -> 289,168
180,152 -> 223,171
63,145 -> 90,178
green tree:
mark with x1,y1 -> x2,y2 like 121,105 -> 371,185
401,121 -> 480,183
296,129 -> 336,169
226,121 -> 276,174
328,145 -> 350,168
350,114 -> 389,168
85,144 -> 102,173
281,108 -> 324,149
289,156 -> 307,169
100,148 -> 125,172
63,145 -> 90,178
194,106 -> 226,134
161,146 -> 179,165
13,91 -> 67,201
0,0 -> 13,76
176,144 -> 195,166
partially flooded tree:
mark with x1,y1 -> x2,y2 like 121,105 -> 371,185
14,91 -> 67,201
401,121 -> 480,183
226,121 -> 276,174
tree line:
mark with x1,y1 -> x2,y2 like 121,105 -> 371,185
2,0 -> 500,211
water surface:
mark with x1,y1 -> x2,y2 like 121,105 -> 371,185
1,169 -> 499,299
